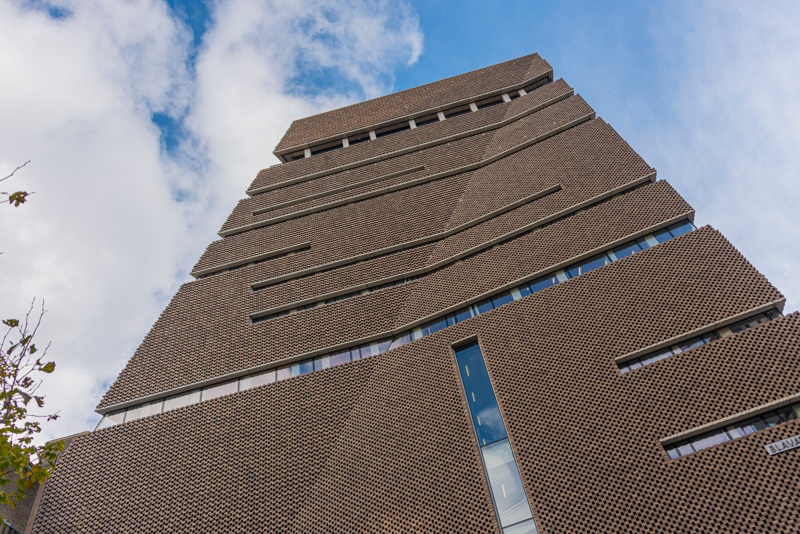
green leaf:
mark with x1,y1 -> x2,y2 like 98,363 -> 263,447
2,320 -> 19,328
8,191 -> 29,207
41,362 -> 55,373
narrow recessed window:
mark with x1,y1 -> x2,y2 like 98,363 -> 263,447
414,113 -> 440,127
454,342 -> 538,533
285,150 -> 306,161
444,104 -> 472,118
521,78 -> 550,94
348,132 -> 371,145
310,139 -> 344,156
163,389 -> 201,412
476,95 -> 505,109
201,380 -> 238,401
96,409 -> 125,430
375,122 -> 411,138
239,370 -> 276,390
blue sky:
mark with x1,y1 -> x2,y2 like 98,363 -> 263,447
2,0 -> 798,442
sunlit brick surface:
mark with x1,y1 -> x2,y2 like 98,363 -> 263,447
34,54 -> 800,533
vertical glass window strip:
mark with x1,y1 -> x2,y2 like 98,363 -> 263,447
101,221 -> 704,431
454,342 -> 538,533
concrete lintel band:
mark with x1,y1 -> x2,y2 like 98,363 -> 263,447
249,180 -> 678,319
248,171 -> 657,290
661,390 -> 800,447
615,299 -> 787,366
100,215 -> 696,416
272,70 -> 553,160
247,84 -> 572,197
222,110 -> 594,238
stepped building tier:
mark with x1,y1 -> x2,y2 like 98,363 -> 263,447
31,54 -> 800,533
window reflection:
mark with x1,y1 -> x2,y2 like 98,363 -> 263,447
665,401 -> 800,458
454,343 -> 536,531
99,221 -> 700,432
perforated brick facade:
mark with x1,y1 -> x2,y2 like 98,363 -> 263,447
31,55 -> 800,533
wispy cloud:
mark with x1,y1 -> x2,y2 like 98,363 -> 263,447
0,0 -> 423,442
647,1 -> 800,312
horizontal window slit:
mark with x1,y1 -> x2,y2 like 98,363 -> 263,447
664,401 -> 800,459
618,309 -> 782,374
99,212 -> 693,431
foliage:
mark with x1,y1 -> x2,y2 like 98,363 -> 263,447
0,301 -> 62,508
0,162 -> 62,509
0,161 -> 32,207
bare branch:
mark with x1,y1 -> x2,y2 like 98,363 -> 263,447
0,161 -> 30,184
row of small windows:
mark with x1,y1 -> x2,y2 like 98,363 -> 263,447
283,78 -> 552,161
254,220 -> 694,323
252,276 -> 419,323
196,244 -> 309,280
665,402 -> 800,459
618,310 -> 782,373
96,220 -> 693,431
454,342 -> 539,533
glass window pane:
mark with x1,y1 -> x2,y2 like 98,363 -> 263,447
666,447 -> 681,460
454,307 -> 474,323
481,439 -> 534,527
528,277 -> 555,294
554,270 -> 569,283
455,343 -> 507,446
201,380 -> 238,401
389,332 -> 411,350
97,409 -> 126,429
668,221 -> 694,238
377,339 -> 392,354
125,400 -> 164,423
427,317 -> 449,335
517,286 -> 531,298
677,442 -> 694,456
725,425 -> 746,439
141,400 -> 163,418
567,254 -> 609,278
637,235 -> 660,249
240,370 -> 276,390
691,429 -> 729,452
652,228 -> 673,244
124,404 -> 145,422
752,417 -> 769,432
502,518 -> 539,534
295,359 -> 314,376
776,406 -> 795,423
476,299 -> 494,315
763,412 -> 781,427
675,337 -> 706,352
163,389 -> 201,412
276,365 -> 292,381
608,242 -> 642,261
492,292 -> 514,308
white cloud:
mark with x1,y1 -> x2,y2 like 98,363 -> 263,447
650,1 -> 800,312
0,0 -> 422,443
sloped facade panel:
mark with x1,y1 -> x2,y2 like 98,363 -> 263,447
33,54 -> 800,533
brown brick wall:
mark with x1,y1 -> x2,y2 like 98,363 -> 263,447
275,53 -> 550,152
197,118 -> 650,276
37,228 -> 797,532
250,79 -> 573,194
224,93 -> 591,234
99,180 -> 689,409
